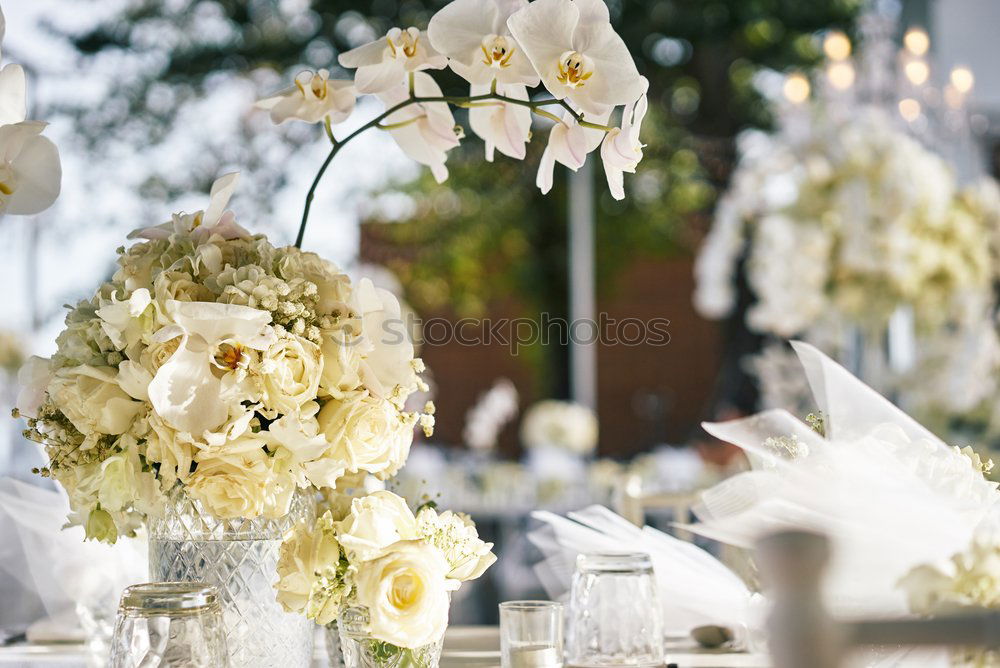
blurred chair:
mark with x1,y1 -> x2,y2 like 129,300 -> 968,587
615,473 -> 698,541
758,530 -> 1000,668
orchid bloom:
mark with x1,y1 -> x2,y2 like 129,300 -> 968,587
507,0 -> 645,116
127,172 -> 250,242
0,121 -> 61,216
601,81 -> 648,200
339,27 -> 448,95
257,69 -> 356,125
147,300 -> 276,436
427,0 -> 539,87
376,72 -> 461,183
536,107 -> 609,194
468,83 -> 532,161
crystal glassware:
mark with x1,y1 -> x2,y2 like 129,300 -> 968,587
148,486 -> 316,668
499,601 -> 564,668
338,605 -> 445,668
566,553 -> 663,667
109,582 -> 227,667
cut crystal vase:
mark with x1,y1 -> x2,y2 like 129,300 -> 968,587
148,486 -> 316,667
337,606 -> 445,668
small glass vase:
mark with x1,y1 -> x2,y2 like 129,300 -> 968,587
148,486 -> 316,668
337,606 -> 445,668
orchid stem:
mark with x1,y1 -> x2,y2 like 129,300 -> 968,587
294,91 -> 610,249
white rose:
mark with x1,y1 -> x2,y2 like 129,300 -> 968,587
144,411 -> 195,486
260,334 -> 323,416
98,447 -> 161,514
275,512 -> 346,624
317,391 -> 414,480
319,331 -> 364,399
354,540 -> 455,649
187,446 -> 294,519
153,270 -> 214,304
416,507 -> 496,582
351,279 -> 418,402
279,251 -> 352,316
336,490 -> 418,562
139,333 -> 183,377
49,365 -> 144,437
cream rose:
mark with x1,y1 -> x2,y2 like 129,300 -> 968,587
153,269 -> 214,304
260,334 -> 323,416
319,332 -> 364,399
275,512 -> 346,623
98,448 -> 160,514
49,365 -> 145,437
317,391 -> 414,480
336,491 -> 418,562
279,251 -> 352,316
187,446 -> 294,519
354,540 -> 455,649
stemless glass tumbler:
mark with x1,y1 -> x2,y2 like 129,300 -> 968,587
109,582 -> 228,668
567,553 -> 663,667
500,601 -> 564,668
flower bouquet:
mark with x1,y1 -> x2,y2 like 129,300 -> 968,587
276,490 -> 495,667
13,0 -> 651,662
16,173 -> 436,665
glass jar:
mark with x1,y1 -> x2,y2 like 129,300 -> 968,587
567,553 -> 663,667
337,605 -> 445,668
148,486 -> 316,668
109,582 -> 227,667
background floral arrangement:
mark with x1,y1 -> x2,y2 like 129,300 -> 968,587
276,489 -> 495,650
695,107 -> 998,338
15,173 -> 433,541
520,399 -> 598,455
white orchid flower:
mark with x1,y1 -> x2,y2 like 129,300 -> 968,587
468,82 -> 532,161
127,172 -> 250,242
507,0 -> 644,116
600,81 -> 648,200
339,27 -> 448,95
0,120 -> 61,215
427,0 -> 539,87
536,106 -> 609,194
147,300 -> 276,436
257,69 -> 356,125
376,72 -> 460,183
0,63 -> 25,126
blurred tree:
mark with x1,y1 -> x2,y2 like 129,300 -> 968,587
63,0 -> 862,395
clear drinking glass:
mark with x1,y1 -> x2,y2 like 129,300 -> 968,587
567,553 -> 663,667
109,582 -> 228,668
500,601 -> 564,668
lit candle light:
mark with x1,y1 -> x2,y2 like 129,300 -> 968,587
783,72 -> 811,104
950,66 -> 974,94
903,27 -> 930,56
898,98 -> 921,122
823,31 -> 852,61
826,61 -> 855,90
509,645 -> 562,668
904,60 -> 930,86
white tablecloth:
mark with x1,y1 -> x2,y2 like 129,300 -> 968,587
0,626 -> 770,667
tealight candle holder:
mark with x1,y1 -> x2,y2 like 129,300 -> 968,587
499,601 -> 564,668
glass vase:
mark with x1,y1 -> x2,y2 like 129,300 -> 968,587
337,606 -> 445,668
148,486 -> 316,668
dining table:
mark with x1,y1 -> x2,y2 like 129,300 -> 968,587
0,625 -> 770,667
